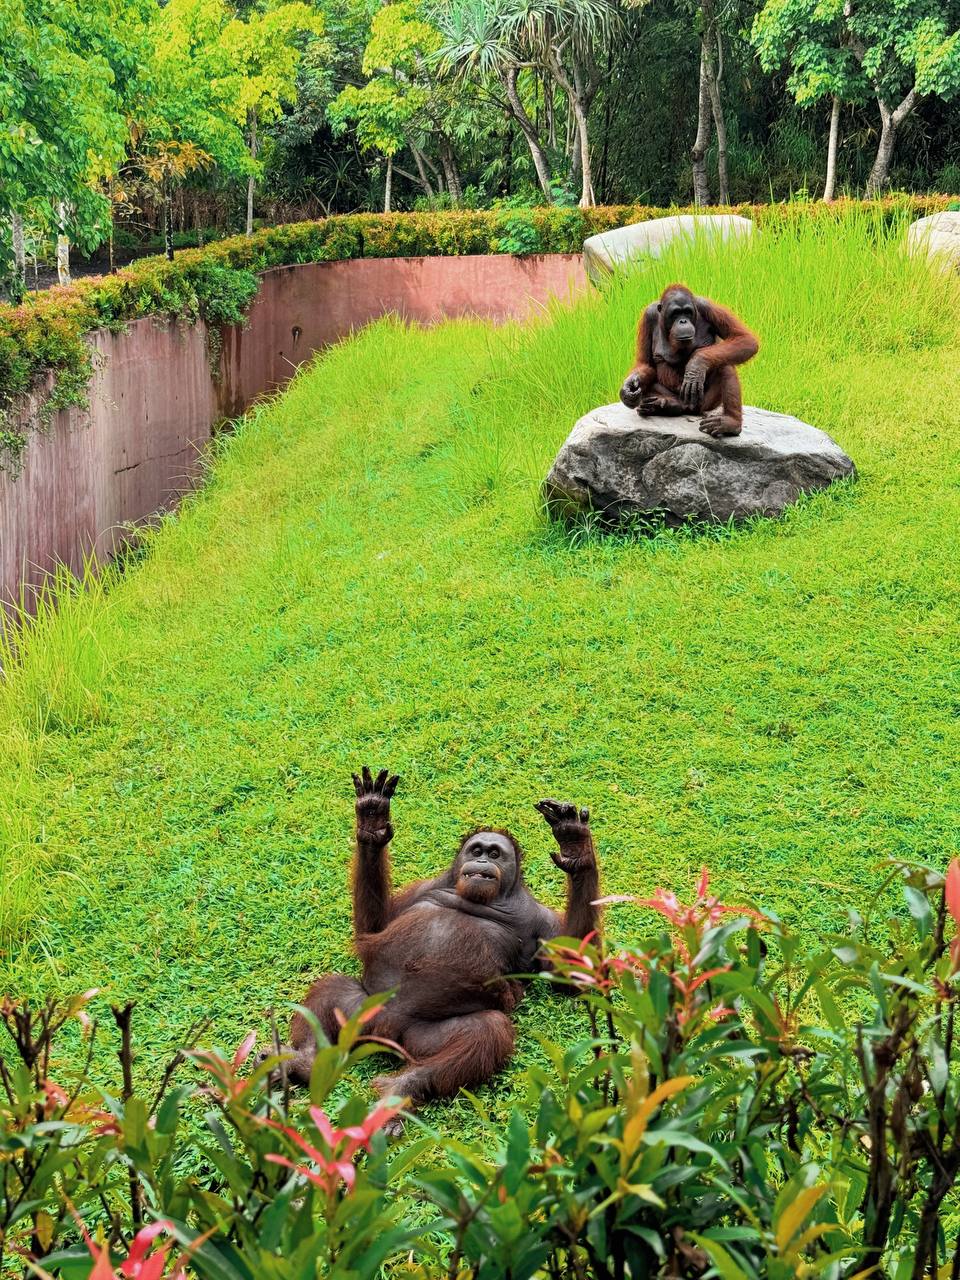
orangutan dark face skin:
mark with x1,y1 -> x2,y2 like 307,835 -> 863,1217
270,768 -> 602,1128
455,831 -> 519,902
660,288 -> 697,347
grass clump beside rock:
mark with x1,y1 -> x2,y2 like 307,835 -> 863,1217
1,209 -> 959,1139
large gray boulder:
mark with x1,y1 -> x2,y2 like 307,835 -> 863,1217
543,403 -> 855,525
583,214 -> 755,284
906,211 -> 960,270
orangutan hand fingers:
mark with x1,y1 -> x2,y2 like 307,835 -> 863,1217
385,773 -> 400,798
620,374 -> 642,408
580,807 -> 590,824
352,772 -> 363,796
682,365 -> 706,410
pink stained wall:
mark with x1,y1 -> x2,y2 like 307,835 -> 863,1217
0,253 -> 587,604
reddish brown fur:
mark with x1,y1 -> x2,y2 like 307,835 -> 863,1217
278,771 -> 600,1113
620,283 -> 759,437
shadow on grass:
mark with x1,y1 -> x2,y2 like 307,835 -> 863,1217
531,472 -> 861,557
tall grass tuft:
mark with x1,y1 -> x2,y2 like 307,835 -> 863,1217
442,208 -> 960,506
0,560 -> 114,737
0,561 -> 115,945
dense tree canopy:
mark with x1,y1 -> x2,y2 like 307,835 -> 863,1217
2,0 -> 959,288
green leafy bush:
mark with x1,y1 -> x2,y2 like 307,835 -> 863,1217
5,855 -> 960,1277
495,213 -> 544,256
0,196 -> 952,468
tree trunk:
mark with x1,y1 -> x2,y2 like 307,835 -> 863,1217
545,50 -> 594,207
569,112 -> 582,195
908,1153 -> 960,1280
419,148 -> 443,191
502,65 -> 554,201
10,211 -> 25,303
574,60 -> 596,208
56,202 -> 71,286
823,95 -> 841,200
701,16 -> 728,203
163,186 -> 174,261
246,107 -> 258,236
411,146 -> 434,199
384,154 -> 393,212
691,50 -> 711,206
438,137 -> 463,204
572,97 -> 594,207
865,89 -> 917,197
545,78 -> 556,149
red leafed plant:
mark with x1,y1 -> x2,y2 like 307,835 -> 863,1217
29,1215 -> 189,1280
260,1102 -> 405,1195
946,856 -> 960,971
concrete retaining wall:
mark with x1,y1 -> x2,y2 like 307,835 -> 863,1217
0,253 -> 587,604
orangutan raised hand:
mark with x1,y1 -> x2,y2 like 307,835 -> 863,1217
352,766 -> 400,847
534,799 -> 595,874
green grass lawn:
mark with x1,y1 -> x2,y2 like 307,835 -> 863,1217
2,213 -> 960,1133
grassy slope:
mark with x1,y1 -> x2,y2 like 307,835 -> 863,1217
2,215 -> 960,1129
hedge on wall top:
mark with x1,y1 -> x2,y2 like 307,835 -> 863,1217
0,196 -> 952,468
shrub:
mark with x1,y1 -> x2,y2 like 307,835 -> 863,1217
4,855 -> 960,1277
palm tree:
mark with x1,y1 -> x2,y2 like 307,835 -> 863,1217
433,0 -> 619,207
432,0 -> 555,200
505,0 -> 619,207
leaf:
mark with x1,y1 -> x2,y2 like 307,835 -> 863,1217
947,858 -> 960,926
788,1221 -> 831,1255
878,972 -> 931,996
505,1107 -> 529,1191
814,980 -> 844,1031
618,1179 -> 665,1207
774,1183 -> 828,1253
35,1210 -> 54,1251
160,1218 -> 252,1280
689,1234 -> 751,1280
867,962 -> 889,1015
904,884 -> 933,937
386,1136 -> 435,1181
927,1034 -> 948,1095
640,1129 -> 730,1170
622,1075 -> 694,1161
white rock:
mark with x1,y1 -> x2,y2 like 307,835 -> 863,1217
582,215 -> 756,284
543,402 -> 856,525
906,211 -> 960,269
